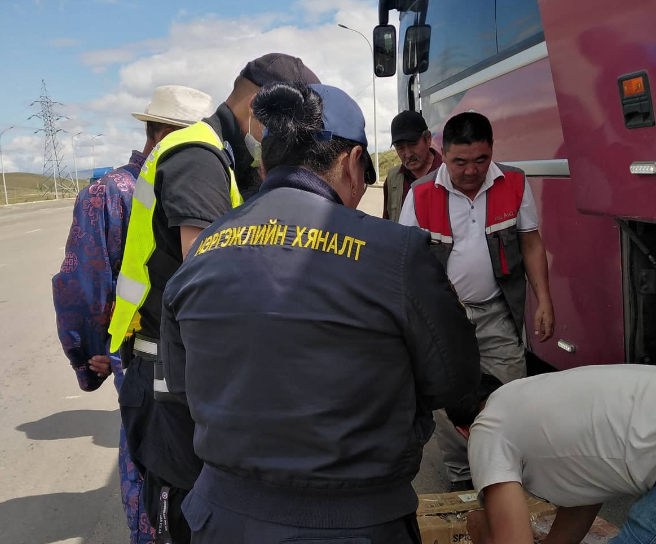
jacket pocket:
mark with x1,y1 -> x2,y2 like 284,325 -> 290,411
181,491 -> 213,532
491,227 -> 523,276
118,363 -> 145,408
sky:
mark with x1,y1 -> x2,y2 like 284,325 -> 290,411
0,0 -> 399,175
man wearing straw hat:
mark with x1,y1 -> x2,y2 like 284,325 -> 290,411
53,84 -> 214,544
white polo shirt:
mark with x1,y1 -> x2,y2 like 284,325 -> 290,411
468,365 -> 656,507
398,163 -> 538,303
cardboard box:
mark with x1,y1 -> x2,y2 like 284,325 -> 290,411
417,491 -> 556,543
533,514 -> 619,544
417,492 -> 619,544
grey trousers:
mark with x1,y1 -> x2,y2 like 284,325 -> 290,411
434,296 -> 526,483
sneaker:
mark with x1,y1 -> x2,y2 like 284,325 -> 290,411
448,479 -> 474,492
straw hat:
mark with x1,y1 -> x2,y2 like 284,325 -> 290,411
132,85 -> 214,127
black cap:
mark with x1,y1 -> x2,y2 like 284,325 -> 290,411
240,53 -> 321,87
391,110 -> 428,145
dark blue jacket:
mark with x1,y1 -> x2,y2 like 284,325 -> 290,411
162,166 -> 479,528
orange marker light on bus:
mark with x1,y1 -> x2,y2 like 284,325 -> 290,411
623,76 -> 646,97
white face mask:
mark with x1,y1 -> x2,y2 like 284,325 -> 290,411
244,114 -> 261,168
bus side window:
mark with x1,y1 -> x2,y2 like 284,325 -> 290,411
496,0 -> 544,52
421,0 -> 496,89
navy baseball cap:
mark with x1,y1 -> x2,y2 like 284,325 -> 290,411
309,84 -> 377,185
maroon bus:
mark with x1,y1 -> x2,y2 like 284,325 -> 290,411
374,0 -> 656,371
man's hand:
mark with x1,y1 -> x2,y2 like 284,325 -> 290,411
88,355 -> 111,377
519,230 -> 555,343
467,509 -> 491,544
534,300 -> 555,342
541,504 -> 602,544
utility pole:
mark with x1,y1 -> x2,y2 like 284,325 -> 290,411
29,80 -> 76,199
72,131 -> 82,192
1,126 -> 14,206
91,133 -> 103,178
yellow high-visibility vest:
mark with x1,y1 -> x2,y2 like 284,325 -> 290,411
108,121 -> 243,352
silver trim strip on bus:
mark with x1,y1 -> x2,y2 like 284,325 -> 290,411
428,42 -> 548,104
501,159 -> 570,178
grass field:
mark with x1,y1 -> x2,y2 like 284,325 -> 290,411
0,172 -> 83,205
1,173 -> 48,205
376,149 -> 401,182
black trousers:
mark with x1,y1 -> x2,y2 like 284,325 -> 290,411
142,471 -> 192,544
119,354 -> 156,477
182,490 -> 422,544
119,353 -> 195,544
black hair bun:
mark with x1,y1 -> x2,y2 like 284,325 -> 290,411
253,82 -> 322,144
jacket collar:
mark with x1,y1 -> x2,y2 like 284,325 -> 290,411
401,148 -> 441,181
260,166 -> 344,205
435,161 -> 504,199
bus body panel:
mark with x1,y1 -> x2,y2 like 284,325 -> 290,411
525,177 -> 624,369
540,0 -> 656,219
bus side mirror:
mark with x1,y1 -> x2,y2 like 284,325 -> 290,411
373,25 -> 397,77
403,24 -> 431,75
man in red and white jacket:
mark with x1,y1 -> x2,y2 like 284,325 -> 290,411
399,111 -> 555,491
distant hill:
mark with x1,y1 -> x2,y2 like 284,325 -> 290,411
1,172 -> 79,204
376,149 -> 401,182
4,172 -> 48,189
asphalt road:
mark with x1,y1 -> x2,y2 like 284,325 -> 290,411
0,189 -> 629,543
0,198 -> 126,544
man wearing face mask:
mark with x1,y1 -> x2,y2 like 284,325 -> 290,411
108,54 -> 321,544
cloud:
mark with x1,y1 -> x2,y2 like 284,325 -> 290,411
50,37 -> 79,47
7,0 -> 399,174
80,38 -> 166,68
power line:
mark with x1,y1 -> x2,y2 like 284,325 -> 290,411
354,80 -> 373,99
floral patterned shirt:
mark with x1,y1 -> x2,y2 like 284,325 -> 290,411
52,151 -> 145,391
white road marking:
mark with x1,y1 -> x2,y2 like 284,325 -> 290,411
65,395 -> 81,400
25,229 -> 42,234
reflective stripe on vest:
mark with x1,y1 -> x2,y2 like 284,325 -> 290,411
108,121 -> 243,352
421,228 -> 453,244
412,168 -> 525,272
485,217 -> 518,235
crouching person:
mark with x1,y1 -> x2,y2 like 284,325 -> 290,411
445,366 -> 656,544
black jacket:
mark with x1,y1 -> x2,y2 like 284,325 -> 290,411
162,166 -> 480,527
